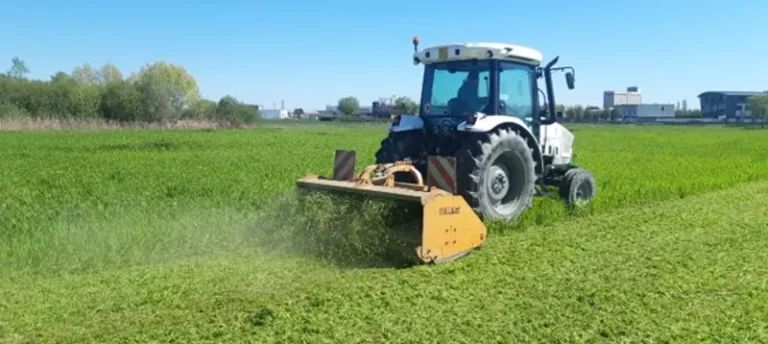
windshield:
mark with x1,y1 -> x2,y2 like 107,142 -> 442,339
422,60 -> 491,117
499,62 -> 535,121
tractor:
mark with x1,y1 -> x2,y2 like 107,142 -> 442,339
374,37 -> 596,221
297,37 -> 596,264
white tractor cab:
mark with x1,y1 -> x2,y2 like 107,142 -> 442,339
375,37 -> 596,221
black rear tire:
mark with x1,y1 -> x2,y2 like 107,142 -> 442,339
457,128 -> 537,221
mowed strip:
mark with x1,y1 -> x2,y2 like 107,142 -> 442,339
249,180 -> 768,343
2,180 -> 768,343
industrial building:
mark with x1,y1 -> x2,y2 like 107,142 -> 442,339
604,86 -> 642,109
617,103 -> 675,119
601,86 -> 675,120
260,109 -> 290,120
698,91 -> 766,119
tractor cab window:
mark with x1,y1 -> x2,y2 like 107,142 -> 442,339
423,61 -> 491,117
498,62 -> 535,121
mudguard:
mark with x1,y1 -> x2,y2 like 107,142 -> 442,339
388,115 -> 424,133
457,114 -> 544,174
456,114 -> 531,134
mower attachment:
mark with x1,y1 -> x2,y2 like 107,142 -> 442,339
296,150 -> 487,264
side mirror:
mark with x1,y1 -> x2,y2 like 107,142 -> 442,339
539,109 -> 549,121
565,72 -> 575,90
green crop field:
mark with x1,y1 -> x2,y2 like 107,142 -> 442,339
2,124 -> 768,343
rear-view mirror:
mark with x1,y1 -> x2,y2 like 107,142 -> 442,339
566,72 -> 575,89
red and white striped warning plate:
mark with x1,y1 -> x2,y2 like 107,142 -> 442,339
427,155 -> 457,194
333,150 -> 356,181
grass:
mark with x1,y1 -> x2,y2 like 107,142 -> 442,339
0,117 -> 385,132
1,124 -> 768,342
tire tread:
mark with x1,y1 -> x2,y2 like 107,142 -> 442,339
456,127 -> 537,221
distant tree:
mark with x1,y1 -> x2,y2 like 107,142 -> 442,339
372,98 -> 395,118
72,63 -> 100,85
50,71 -> 73,84
293,108 -> 305,117
68,81 -> 101,119
131,61 -> 200,122
552,104 -> 566,120
598,109 -> 610,122
182,99 -> 217,120
100,80 -> 144,121
392,96 -> 419,115
573,105 -> 586,122
747,94 -> 768,128
564,105 -> 588,122
564,106 -> 576,122
609,107 -> 622,121
337,96 -> 360,117
585,108 -> 606,122
98,63 -> 123,84
7,57 -> 30,79
216,95 -> 259,126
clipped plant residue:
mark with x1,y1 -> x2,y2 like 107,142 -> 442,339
247,189 -> 424,268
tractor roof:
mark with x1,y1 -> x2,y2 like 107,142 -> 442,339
413,42 -> 543,66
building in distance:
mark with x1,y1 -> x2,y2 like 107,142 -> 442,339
604,86 -> 642,109
698,91 -> 768,119
260,109 -> 290,120
616,103 -> 675,120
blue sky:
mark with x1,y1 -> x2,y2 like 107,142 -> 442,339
2,0 -> 766,112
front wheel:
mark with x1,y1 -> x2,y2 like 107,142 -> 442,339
457,128 -> 537,221
559,168 -> 597,207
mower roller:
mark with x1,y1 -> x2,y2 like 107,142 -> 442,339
296,150 -> 487,264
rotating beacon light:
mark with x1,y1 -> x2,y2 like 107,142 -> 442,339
412,36 -> 422,65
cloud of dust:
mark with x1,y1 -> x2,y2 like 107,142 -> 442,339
244,188 -> 425,268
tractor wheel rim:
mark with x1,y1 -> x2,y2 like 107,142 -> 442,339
488,164 -> 510,202
485,152 -> 525,215
573,178 -> 593,205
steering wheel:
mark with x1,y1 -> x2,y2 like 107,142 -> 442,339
497,100 -> 520,118
499,100 -> 506,114
448,97 -> 463,115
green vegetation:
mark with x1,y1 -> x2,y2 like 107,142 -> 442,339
336,96 -> 361,117
2,125 -> 768,343
0,57 -> 258,125
747,94 -> 768,126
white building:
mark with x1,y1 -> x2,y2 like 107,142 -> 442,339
604,86 -> 642,109
618,103 -> 675,118
260,109 -> 290,120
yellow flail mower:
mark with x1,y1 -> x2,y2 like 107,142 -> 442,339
296,150 -> 486,265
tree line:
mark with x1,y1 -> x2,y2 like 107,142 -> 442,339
335,96 -> 419,118
747,95 -> 768,127
0,57 -> 259,125
333,96 -> 706,122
